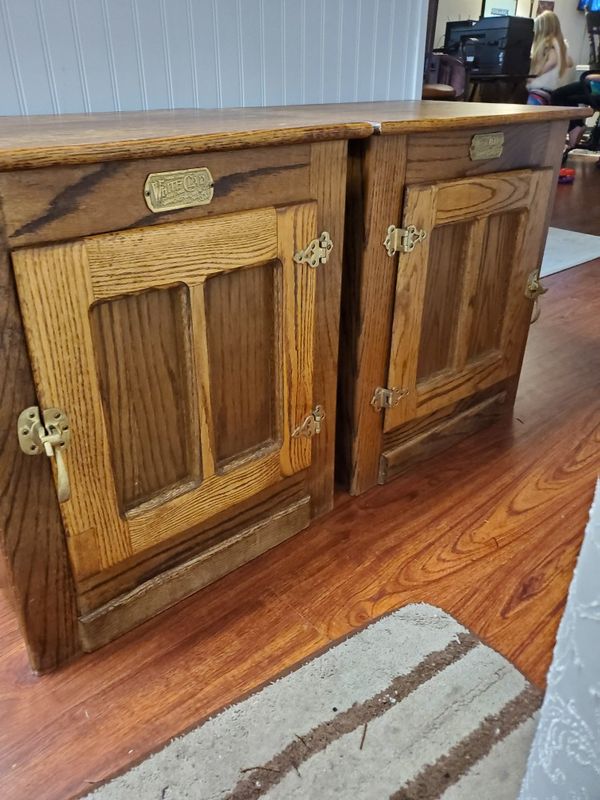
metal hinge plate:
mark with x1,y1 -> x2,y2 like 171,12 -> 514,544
18,406 -> 71,502
293,232 -> 333,268
292,405 -> 325,438
370,386 -> 409,410
525,271 -> 548,324
524,271 -> 547,301
384,224 -> 427,256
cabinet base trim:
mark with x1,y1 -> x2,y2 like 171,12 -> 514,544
78,496 -> 311,651
379,392 -> 508,484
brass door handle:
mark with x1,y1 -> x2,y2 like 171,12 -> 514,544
18,407 -> 71,503
40,425 -> 71,502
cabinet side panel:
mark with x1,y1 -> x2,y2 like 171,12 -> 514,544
308,140 -> 348,513
0,225 -> 80,672
205,263 -> 278,465
338,136 -> 408,495
504,120 -> 568,403
90,285 -> 200,512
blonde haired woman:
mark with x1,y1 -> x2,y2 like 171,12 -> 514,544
527,10 -> 588,152
527,10 -> 573,97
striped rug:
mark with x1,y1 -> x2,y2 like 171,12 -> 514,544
89,604 -> 541,800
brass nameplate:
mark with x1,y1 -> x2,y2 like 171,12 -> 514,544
144,167 -> 214,213
469,132 -> 504,161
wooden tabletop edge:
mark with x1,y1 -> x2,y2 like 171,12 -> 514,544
0,102 -> 586,169
0,122 -> 374,170
376,105 -> 588,134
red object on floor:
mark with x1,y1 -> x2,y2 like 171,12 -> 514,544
558,167 -> 576,184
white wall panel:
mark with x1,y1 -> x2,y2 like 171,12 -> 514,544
0,0 -> 427,116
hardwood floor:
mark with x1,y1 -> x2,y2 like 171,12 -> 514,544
552,154 -> 600,234
1,269 -> 599,796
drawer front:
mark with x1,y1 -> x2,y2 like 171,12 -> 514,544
405,122 -> 564,184
0,144 -> 311,247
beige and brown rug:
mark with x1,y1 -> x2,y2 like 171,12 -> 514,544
88,604 -> 541,799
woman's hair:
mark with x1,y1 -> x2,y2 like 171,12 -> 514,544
531,11 -> 569,76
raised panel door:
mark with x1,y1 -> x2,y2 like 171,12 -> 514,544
384,168 -> 554,432
13,204 -> 318,580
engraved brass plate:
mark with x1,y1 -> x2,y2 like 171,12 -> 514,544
143,167 -> 214,213
469,132 -> 504,161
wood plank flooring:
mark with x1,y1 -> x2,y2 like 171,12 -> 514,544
552,155 -> 600,234
1,266 -> 599,797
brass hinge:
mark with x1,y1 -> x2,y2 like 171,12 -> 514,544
525,271 -> 548,324
293,232 -> 333,268
384,224 -> 427,256
292,405 -> 325,438
370,386 -> 409,410
17,406 -> 71,502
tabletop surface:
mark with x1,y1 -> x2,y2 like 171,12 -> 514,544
0,101 -> 577,170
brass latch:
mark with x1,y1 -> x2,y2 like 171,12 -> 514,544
525,271 -> 548,324
18,407 -> 71,502
292,405 -> 325,438
384,225 -> 427,256
293,232 -> 333,268
371,386 -> 409,410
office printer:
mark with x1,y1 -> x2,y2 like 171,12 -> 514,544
444,16 -> 534,76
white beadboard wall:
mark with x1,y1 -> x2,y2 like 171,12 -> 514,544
0,0 -> 427,116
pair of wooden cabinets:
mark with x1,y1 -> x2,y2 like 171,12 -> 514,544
0,103 -> 570,670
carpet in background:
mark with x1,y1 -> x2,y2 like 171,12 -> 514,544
541,227 -> 600,277
89,604 -> 541,800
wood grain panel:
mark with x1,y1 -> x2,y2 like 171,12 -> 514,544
126,453 -> 283,552
13,202 -> 317,579
467,213 -> 519,361
497,172 -> 556,374
338,136 -> 408,493
0,146 -> 312,247
79,497 -> 312,651
205,264 -> 277,466
404,123 -> 564,184
416,352 -> 505,420
384,185 -> 437,432
0,104 -> 577,171
76,479 -> 307,613
11,242 -> 131,578
277,204 -> 317,478
121,203 -> 316,550
382,381 -> 512,453
416,222 -> 470,381
307,140 -> 348,513
188,282 -> 217,481
451,217 -> 489,372
500,120 -> 569,411
87,208 -> 279,300
433,170 -> 535,225
388,168 -> 554,430
0,261 -> 597,800
0,214 -> 80,672
380,392 -> 508,482
91,285 -> 199,512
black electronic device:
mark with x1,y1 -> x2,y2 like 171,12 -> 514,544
444,16 -> 534,76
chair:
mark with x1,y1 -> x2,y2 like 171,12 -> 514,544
423,53 -> 466,101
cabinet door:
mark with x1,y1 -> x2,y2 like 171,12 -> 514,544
13,204 -> 317,579
384,168 -> 554,432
